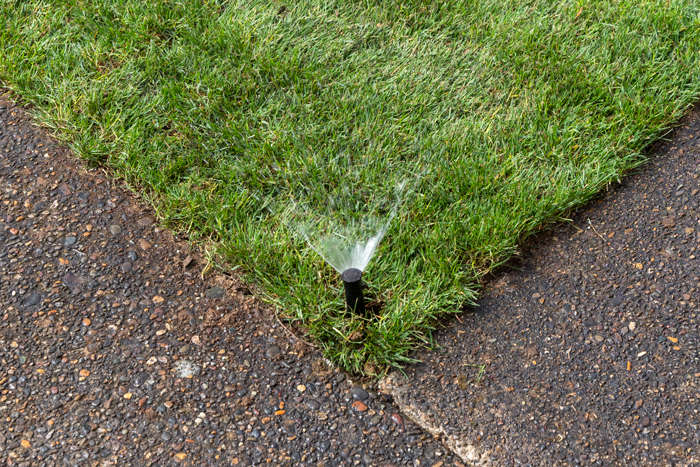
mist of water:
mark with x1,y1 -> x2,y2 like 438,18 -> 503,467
287,180 -> 407,273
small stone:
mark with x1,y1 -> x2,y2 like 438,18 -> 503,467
297,384 -> 306,392
525,346 -> 538,359
109,224 -> 122,236
266,345 -> 281,358
306,399 -> 321,410
82,318 -> 91,326
138,239 -> 152,250
351,387 -> 369,401
127,251 -> 138,261
64,236 -> 77,247
628,322 -> 637,331
121,262 -> 133,273
173,360 -> 200,378
594,335 -> 604,342
532,293 -> 541,299
640,416 -> 650,427
282,419 -> 296,435
635,399 -> 644,408
152,295 -> 165,304
661,217 -> 676,227
334,373 -> 346,383
391,413 -> 405,432
58,184 -> 71,196
62,272 -> 84,289
352,400 -> 368,412
21,293 -> 42,307
123,393 -> 132,400
137,217 -> 155,227
204,286 -> 225,299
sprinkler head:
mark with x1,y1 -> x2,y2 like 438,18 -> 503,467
341,268 -> 365,316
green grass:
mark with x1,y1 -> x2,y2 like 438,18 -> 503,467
2,0 -> 699,373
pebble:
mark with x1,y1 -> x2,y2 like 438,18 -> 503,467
306,399 -> 321,410
21,293 -> 42,307
109,224 -> 122,235
204,286 -> 225,298
121,262 -> 133,272
138,238 -> 151,250
266,345 -> 281,358
391,413 -> 405,432
58,184 -> 71,196
62,272 -> 84,288
137,217 -> 154,226
64,236 -> 77,246
351,387 -> 369,401
352,401 -> 368,412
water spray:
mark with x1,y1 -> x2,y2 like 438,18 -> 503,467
341,268 -> 365,316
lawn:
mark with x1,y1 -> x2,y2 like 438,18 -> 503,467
2,0 -> 699,373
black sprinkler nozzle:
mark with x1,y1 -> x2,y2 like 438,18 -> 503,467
341,268 -> 365,316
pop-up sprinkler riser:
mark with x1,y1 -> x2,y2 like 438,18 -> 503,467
341,268 -> 365,316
